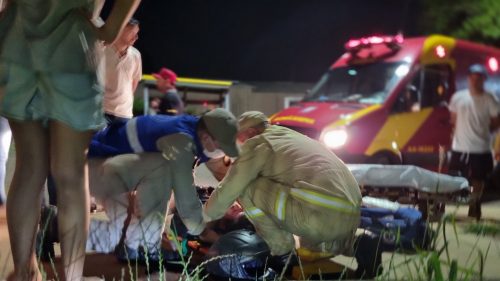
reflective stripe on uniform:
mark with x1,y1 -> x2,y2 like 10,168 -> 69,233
290,188 -> 358,214
275,190 -> 287,220
126,118 -> 144,153
245,207 -> 264,219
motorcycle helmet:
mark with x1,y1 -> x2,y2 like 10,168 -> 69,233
205,229 -> 275,281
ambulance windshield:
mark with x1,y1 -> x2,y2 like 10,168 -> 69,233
304,62 -> 409,104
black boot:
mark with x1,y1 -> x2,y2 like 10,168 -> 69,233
268,251 -> 298,276
354,233 -> 383,279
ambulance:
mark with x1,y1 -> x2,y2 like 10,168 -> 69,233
270,34 -> 500,171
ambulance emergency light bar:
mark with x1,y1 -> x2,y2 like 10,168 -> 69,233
421,42 -> 498,73
345,34 -> 404,51
435,45 -> 446,58
489,57 -> 499,72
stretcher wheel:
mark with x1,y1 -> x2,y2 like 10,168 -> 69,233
417,199 -> 445,222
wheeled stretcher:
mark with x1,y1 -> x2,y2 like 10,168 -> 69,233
189,163 -> 470,279
347,164 -> 470,220
289,165 -> 469,279
195,162 -> 471,220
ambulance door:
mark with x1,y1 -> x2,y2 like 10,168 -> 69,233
392,64 -> 453,170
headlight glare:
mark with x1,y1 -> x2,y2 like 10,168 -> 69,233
322,129 -> 348,149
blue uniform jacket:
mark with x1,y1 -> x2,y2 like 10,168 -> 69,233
89,114 -> 208,163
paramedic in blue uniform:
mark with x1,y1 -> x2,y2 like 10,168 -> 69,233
86,108 -> 239,260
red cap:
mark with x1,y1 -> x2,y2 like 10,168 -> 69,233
152,68 -> 177,84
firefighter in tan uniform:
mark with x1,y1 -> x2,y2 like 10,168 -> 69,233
203,111 -> 362,260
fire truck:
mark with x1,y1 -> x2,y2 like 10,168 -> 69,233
271,34 -> 500,171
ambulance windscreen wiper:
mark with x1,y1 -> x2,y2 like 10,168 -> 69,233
303,95 -> 334,102
341,94 -> 363,102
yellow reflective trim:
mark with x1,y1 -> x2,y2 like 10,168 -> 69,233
272,115 -> 316,125
365,108 -> 433,156
290,188 -> 358,214
142,74 -> 233,87
420,35 -> 457,69
323,104 -> 382,130
246,207 -> 264,218
268,113 -> 278,121
142,74 -> 156,81
275,191 -> 287,220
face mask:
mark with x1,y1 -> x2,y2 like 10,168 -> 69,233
203,148 -> 226,159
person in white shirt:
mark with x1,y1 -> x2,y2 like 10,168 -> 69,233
448,63 -> 500,220
102,18 -> 142,125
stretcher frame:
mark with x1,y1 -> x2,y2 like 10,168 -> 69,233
291,165 -> 471,279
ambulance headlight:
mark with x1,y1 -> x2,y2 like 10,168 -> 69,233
321,129 -> 348,149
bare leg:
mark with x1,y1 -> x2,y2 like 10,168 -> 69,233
6,120 -> 48,281
50,121 -> 93,281
0,116 -> 12,205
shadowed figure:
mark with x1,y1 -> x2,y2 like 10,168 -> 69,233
0,0 -> 140,280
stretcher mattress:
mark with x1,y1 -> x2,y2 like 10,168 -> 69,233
347,164 -> 469,193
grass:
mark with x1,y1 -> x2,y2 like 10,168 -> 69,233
151,212 -> 493,281
374,213 -> 491,281
464,221 -> 500,237
2,207 -> 498,281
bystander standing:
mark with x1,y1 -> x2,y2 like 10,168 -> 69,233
0,0 -> 140,280
448,63 -> 500,220
153,67 -> 184,115
101,17 -> 142,125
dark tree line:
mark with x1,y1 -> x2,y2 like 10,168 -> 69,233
418,0 -> 500,46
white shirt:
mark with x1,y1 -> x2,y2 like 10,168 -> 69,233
449,89 -> 500,153
101,46 -> 142,118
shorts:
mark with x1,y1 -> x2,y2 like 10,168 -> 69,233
448,151 -> 493,181
0,62 -> 105,131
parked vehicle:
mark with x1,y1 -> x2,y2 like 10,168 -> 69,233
271,34 -> 500,171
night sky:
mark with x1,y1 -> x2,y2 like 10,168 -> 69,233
105,0 -> 420,82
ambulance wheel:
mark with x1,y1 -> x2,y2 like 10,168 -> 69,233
367,152 -> 400,165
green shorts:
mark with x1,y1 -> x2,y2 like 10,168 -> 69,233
0,62 -> 105,131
